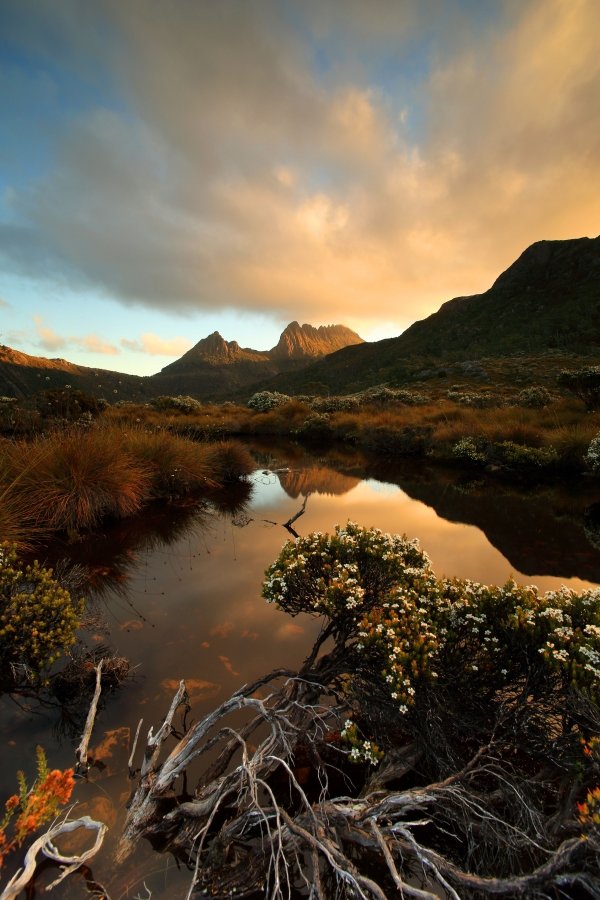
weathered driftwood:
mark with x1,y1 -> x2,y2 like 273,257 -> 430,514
117,657 -> 600,899
0,815 -> 107,900
75,659 -> 103,772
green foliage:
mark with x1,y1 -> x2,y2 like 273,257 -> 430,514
585,433 -> 600,473
247,391 -> 291,411
517,385 -> 553,408
447,390 -> 502,408
452,436 -> 486,464
294,412 -> 332,439
558,367 -> 600,411
494,440 -> 558,469
36,388 -> 104,421
151,395 -> 203,413
263,524 -> 600,717
0,544 -> 83,679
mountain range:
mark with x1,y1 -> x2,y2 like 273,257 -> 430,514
1,235 -> 598,402
0,322 -> 363,400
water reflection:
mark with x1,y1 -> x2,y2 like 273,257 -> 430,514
262,443 -> 600,588
1,441 -> 599,897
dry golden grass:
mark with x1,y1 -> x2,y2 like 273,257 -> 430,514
0,424 -> 256,542
203,441 -> 255,483
13,429 -> 153,532
120,428 -> 216,496
0,441 -> 51,548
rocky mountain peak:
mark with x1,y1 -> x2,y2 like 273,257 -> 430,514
159,330 -> 267,375
270,322 -> 364,360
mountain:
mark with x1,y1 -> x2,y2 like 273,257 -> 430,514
0,322 -> 363,401
259,236 -> 600,395
270,322 -> 363,360
2,236 -> 598,403
160,332 -> 268,375
151,322 -> 363,398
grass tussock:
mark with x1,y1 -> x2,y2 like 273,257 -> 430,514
203,441 -> 255,483
120,428 -> 215,496
14,429 -> 152,532
0,425 -> 254,545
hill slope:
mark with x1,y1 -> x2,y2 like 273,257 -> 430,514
259,236 -> 600,395
0,346 -> 152,401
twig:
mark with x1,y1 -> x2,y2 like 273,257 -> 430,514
128,717 -> 144,777
75,659 -> 104,773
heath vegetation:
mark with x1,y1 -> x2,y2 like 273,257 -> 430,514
120,523 -> 600,897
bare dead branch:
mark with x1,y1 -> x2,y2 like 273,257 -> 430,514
0,815 -> 107,899
75,659 -> 103,773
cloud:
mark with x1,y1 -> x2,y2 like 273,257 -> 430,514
4,0 -> 600,331
120,332 -> 192,356
33,315 -> 120,355
33,314 -> 68,352
81,333 -> 119,355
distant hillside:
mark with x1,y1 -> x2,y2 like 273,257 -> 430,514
259,236 -> 600,395
0,345 -> 152,401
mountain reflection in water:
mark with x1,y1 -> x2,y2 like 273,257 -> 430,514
0,440 -> 599,898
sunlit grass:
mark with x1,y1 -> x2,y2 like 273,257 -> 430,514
120,428 -> 215,496
13,428 -> 152,533
0,424 -> 255,544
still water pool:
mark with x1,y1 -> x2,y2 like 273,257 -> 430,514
1,442 -> 599,897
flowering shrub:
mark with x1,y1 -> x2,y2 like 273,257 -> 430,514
494,441 -> 558,469
0,747 -> 75,868
263,525 -> 600,719
517,386 -> 553,408
152,395 -> 203,413
263,522 -> 431,631
340,719 -> 384,765
447,391 -> 502,408
357,387 -> 430,406
452,436 -> 486,464
0,544 -> 83,680
585,433 -> 600,474
311,396 -> 361,412
247,391 -> 291,411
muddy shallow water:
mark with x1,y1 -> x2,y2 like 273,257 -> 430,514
1,441 -> 599,897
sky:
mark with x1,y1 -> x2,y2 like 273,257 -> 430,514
0,0 -> 599,376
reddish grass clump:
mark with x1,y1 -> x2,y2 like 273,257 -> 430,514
121,428 -> 215,496
10,428 -> 152,532
204,440 -> 255,483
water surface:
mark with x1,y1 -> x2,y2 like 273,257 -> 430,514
1,442 -> 599,897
